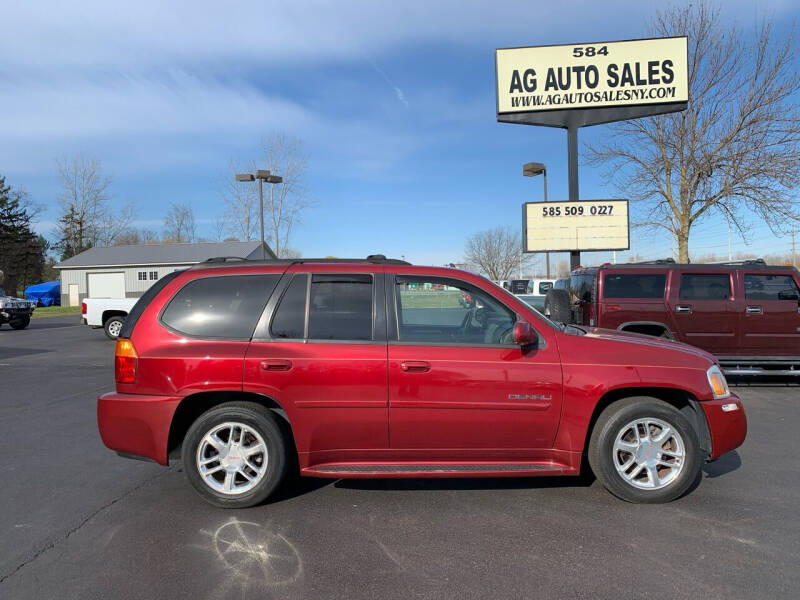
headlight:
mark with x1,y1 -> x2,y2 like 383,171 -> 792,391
707,365 -> 730,400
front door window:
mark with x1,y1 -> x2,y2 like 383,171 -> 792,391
394,276 -> 516,345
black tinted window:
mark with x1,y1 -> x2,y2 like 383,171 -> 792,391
507,280 -> 529,294
538,281 -> 553,294
679,274 -> 731,300
307,274 -> 373,340
744,274 -> 800,301
161,275 -> 278,339
270,274 -> 308,339
604,274 -> 666,299
570,274 -> 596,302
395,277 -> 516,345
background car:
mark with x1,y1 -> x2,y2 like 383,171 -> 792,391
544,258 -> 800,375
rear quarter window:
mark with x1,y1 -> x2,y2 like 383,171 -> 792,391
744,274 -> 800,300
160,274 -> 279,339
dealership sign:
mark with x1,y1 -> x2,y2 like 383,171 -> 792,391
496,37 -> 688,117
523,200 -> 629,252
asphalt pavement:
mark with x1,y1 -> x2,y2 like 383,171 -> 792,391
1,315 -> 798,599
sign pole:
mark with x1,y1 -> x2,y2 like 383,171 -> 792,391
497,36 -> 688,270
567,125 -> 580,270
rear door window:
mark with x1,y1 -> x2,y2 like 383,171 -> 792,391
603,274 -> 666,299
679,274 -> 731,300
308,274 -> 374,341
744,274 -> 800,301
161,274 -> 279,339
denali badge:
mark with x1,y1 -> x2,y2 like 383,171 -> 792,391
508,393 -> 552,401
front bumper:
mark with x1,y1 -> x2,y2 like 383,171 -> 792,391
700,394 -> 747,460
0,307 -> 34,320
97,392 -> 182,465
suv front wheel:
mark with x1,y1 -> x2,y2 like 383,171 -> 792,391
183,402 -> 288,508
588,398 -> 701,503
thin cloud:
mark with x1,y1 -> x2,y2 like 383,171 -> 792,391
368,59 -> 409,108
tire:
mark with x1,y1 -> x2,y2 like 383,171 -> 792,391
588,397 -> 701,503
544,288 -> 572,323
182,402 -> 288,508
103,316 -> 125,339
9,316 -> 30,330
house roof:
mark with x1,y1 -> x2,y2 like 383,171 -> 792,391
55,241 -> 274,269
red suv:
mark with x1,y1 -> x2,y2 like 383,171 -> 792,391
98,256 -> 746,507
545,259 -> 800,373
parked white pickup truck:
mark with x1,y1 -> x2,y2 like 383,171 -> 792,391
81,297 -> 137,339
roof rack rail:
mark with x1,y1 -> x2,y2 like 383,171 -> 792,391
194,254 -> 411,269
289,255 -> 410,266
204,256 -> 248,263
627,258 -> 676,265
705,258 -> 767,266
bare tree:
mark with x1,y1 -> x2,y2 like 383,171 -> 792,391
586,3 -> 800,262
464,226 -> 528,280
211,213 -> 229,242
114,228 -> 161,246
54,156 -> 135,256
226,134 -> 312,257
281,247 -> 302,259
222,159 -> 258,241
260,133 -> 311,258
163,203 -> 197,243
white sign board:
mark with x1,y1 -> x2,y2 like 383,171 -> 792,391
523,200 -> 629,252
497,37 -> 687,115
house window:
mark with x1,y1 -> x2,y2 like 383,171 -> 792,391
149,271 -> 159,280
137,271 -> 147,281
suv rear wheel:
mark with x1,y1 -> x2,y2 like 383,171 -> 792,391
182,402 -> 288,508
588,398 -> 701,503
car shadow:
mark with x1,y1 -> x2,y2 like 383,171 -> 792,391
702,450 -> 741,478
267,474 -> 334,503
0,346 -> 51,360
27,319 -> 81,330
332,473 -> 596,493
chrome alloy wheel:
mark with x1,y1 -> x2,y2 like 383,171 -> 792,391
612,417 -> 685,490
107,319 -> 123,338
196,422 -> 268,495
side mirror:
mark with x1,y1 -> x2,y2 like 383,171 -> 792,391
514,321 -> 537,346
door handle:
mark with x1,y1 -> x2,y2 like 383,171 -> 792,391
745,306 -> 763,315
260,359 -> 292,371
400,361 -> 431,373
675,305 -> 692,314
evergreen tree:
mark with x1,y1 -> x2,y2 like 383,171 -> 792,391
0,176 -> 45,295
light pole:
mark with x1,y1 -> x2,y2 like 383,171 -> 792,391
235,170 -> 283,259
523,162 -> 550,278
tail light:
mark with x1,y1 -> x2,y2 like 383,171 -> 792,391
81,301 -> 87,315
115,339 -> 138,384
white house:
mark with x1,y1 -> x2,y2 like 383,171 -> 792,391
54,241 -> 275,306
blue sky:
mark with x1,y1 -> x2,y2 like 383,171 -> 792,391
1,0 -> 798,269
